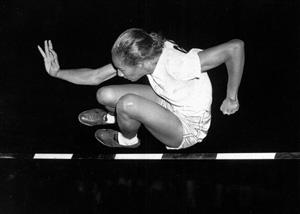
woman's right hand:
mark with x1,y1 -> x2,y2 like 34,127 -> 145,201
38,40 -> 60,77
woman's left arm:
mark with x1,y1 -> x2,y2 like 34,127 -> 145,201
198,39 -> 245,115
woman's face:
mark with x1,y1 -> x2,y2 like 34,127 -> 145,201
112,56 -> 148,82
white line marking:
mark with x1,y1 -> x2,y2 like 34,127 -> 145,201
115,153 -> 163,160
34,153 -> 73,159
216,153 -> 276,160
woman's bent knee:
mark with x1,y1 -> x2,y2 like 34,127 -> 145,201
96,86 -> 117,106
116,94 -> 139,116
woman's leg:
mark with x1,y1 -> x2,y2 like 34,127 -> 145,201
79,84 -> 161,127
116,94 -> 183,148
97,84 -> 183,148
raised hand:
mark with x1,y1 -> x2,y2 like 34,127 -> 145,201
220,97 -> 239,115
37,40 -> 60,77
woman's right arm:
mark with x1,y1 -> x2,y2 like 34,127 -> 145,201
38,40 -> 117,85
56,64 -> 117,85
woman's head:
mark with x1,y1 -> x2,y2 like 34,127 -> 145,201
112,28 -> 165,66
111,28 -> 165,81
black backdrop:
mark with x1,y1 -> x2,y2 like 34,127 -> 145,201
0,1 -> 300,213
0,0 -> 299,153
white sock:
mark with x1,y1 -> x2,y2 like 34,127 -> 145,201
118,132 -> 139,146
105,114 -> 115,124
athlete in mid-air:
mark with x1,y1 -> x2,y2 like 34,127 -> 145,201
38,28 -> 244,149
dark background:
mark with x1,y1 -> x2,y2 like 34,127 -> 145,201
0,0 -> 299,213
0,160 -> 299,214
0,0 -> 299,153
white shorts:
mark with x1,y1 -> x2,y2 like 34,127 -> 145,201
159,99 -> 211,150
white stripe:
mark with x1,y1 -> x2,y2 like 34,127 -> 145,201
115,153 -> 163,160
34,153 -> 73,159
216,153 -> 276,160
0,154 -> 15,159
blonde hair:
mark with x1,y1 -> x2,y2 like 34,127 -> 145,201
111,28 -> 166,66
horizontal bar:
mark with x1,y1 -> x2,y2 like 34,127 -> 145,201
0,152 -> 299,160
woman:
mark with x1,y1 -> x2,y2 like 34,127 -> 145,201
38,28 -> 244,149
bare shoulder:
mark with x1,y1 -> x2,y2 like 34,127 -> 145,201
197,39 -> 244,72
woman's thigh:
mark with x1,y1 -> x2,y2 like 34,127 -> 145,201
97,84 -> 163,107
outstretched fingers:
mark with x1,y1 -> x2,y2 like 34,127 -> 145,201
38,40 -> 60,76
37,45 -> 46,58
38,40 -> 58,60
48,40 -> 54,50
47,40 -> 57,59
44,40 -> 50,57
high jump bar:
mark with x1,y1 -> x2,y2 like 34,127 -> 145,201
0,152 -> 299,160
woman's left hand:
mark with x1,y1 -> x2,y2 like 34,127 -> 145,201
220,97 -> 239,115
